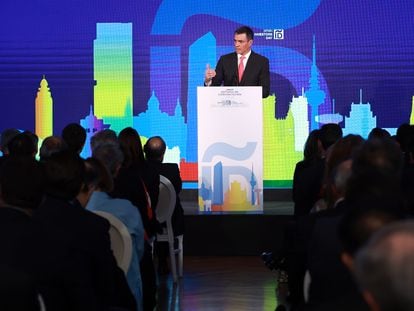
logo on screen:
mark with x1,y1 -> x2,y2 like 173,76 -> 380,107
274,29 -> 284,40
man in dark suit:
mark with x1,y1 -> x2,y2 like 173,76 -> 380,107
204,25 -> 270,98
31,150 -> 136,311
144,136 -> 184,275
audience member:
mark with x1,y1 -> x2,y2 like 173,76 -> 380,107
305,137 -> 404,310
144,136 -> 185,274
330,202 -> 404,311
354,220 -> 414,311
0,156 -> 45,310
87,144 -> 145,311
0,128 -> 20,156
8,132 -> 38,158
367,127 -> 391,141
292,129 -> 323,218
39,136 -> 67,161
90,129 -> 118,153
32,150 -> 136,311
314,134 -> 364,211
61,123 -> 86,154
113,127 -> 159,311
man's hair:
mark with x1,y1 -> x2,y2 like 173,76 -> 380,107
355,220 -> 414,311
338,201 -> 403,255
235,26 -> 254,41
92,142 -> 124,178
8,133 -> 37,158
144,136 -> 166,162
0,157 -> 44,210
346,138 -> 403,204
39,136 -> 68,161
43,150 -> 85,200
0,128 -> 20,154
319,123 -> 343,150
61,123 -> 86,154
84,157 -> 113,193
90,129 -> 118,153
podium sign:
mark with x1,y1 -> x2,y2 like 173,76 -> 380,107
197,86 -> 263,213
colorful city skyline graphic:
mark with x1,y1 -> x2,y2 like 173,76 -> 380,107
34,23 -> 414,188
2,1 -> 413,190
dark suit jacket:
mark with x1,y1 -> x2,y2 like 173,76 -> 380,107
211,51 -> 270,98
30,196 -> 136,311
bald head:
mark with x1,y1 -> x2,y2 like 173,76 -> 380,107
144,136 -> 166,162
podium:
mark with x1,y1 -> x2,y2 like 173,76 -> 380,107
197,86 -> 263,213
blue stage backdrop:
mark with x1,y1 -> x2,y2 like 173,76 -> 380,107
0,0 -> 413,189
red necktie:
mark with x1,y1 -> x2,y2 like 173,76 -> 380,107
238,55 -> 245,82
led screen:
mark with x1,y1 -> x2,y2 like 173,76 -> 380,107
0,0 -> 413,189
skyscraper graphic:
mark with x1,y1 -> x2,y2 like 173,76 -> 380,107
212,161 -> 223,205
80,106 -> 110,158
305,35 -> 326,131
133,91 -> 187,160
343,89 -> 376,138
290,88 -> 309,152
263,95 -> 302,186
94,23 -> 133,133
250,164 -> 257,205
187,32 -> 217,162
35,75 -> 53,140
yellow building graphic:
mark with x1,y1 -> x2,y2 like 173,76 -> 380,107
35,75 -> 53,139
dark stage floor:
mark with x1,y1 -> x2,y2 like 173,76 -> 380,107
156,256 -> 285,311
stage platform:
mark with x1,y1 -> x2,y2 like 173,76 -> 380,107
181,189 -> 294,256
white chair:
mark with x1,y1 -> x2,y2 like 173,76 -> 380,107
93,211 -> 132,275
156,175 -> 183,282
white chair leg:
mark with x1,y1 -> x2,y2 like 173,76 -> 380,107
178,235 -> 183,277
168,232 -> 177,282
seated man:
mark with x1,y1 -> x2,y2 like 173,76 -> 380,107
32,150 -> 136,311
0,157 -> 45,311
144,136 -> 184,274
354,220 -> 414,311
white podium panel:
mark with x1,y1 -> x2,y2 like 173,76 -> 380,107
197,86 -> 263,213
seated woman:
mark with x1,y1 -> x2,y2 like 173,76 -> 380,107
85,143 -> 144,311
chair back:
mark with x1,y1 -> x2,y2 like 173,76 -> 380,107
93,211 -> 132,274
156,175 -> 176,224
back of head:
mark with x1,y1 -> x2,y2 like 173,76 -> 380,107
396,123 -> 411,152
346,138 -> 403,203
84,157 -> 113,193
39,136 -> 67,161
90,129 -> 118,153
8,133 -> 37,158
61,123 -> 86,154
319,123 -> 343,151
118,127 -> 145,167
355,220 -> 414,311
326,134 -> 364,176
92,142 -> 124,178
144,136 -> 166,162
303,129 -> 322,163
338,200 -> 404,256
0,128 -> 20,155
368,127 -> 391,141
43,150 -> 85,201
0,157 -> 44,210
